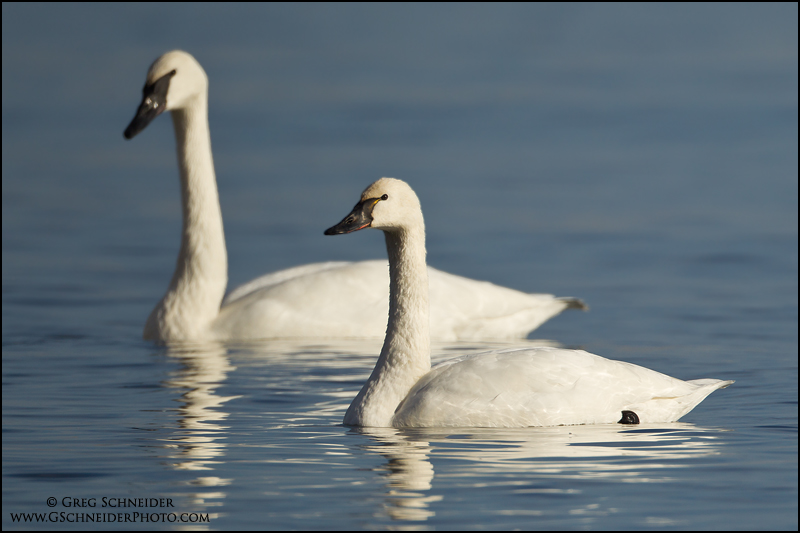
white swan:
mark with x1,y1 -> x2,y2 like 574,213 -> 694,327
325,178 -> 733,427
124,50 -> 585,343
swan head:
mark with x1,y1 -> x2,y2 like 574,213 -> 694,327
325,177 -> 424,235
124,50 -> 208,139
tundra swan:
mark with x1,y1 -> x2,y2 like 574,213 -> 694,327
325,178 -> 733,427
124,50 -> 585,343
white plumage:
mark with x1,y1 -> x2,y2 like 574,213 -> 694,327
325,178 -> 733,427
124,50 -> 584,343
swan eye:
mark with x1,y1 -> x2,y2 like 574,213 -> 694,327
381,194 -> 388,200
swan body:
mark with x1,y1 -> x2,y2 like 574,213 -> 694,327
325,178 -> 733,427
214,260 -> 582,340
124,50 -> 585,343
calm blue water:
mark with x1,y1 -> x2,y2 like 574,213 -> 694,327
3,3 -> 797,530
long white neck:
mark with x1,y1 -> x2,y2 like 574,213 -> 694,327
143,94 -> 228,342
344,225 -> 431,426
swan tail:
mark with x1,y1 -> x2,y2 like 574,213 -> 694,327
634,379 -> 735,423
558,297 -> 589,311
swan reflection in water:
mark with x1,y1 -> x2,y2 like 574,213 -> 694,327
352,427 -> 440,522
158,342 -> 238,514
349,422 -> 730,523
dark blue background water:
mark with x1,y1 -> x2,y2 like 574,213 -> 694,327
3,3 -> 797,530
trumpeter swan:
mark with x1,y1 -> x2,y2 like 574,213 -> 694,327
124,50 -> 585,343
325,178 -> 733,427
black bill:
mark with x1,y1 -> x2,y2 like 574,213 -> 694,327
324,197 -> 382,235
123,69 -> 177,139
